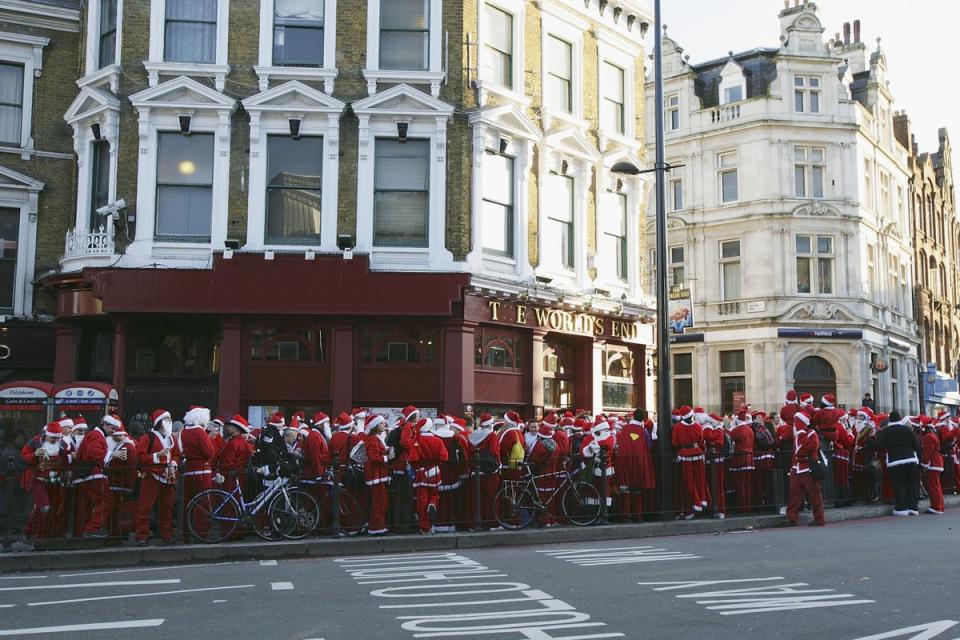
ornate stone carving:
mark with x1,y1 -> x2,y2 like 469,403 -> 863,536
782,302 -> 856,322
792,200 -> 839,217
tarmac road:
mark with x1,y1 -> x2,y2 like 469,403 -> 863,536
0,510 -> 957,640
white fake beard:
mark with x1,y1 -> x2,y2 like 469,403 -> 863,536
161,422 -> 173,437
42,441 -> 61,456
72,434 -> 85,447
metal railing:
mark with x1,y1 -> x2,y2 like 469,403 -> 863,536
63,226 -> 115,260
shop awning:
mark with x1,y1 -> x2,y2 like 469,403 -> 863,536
53,381 -> 119,408
928,391 -> 960,407
0,381 -> 53,411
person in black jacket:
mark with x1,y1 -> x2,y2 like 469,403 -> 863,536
255,412 -> 299,478
876,412 -> 922,516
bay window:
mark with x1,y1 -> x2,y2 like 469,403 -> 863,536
266,135 -> 323,244
481,150 -> 514,257
374,139 -> 429,247
155,132 -> 214,241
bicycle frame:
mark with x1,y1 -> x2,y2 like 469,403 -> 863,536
210,476 -> 290,525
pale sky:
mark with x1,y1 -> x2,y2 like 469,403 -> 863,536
648,0 -> 958,157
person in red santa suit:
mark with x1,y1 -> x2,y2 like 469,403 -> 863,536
780,391 -> 799,426
388,405 -> 419,534
207,417 -> 225,466
581,419 -> 616,514
831,410 -> 856,506
785,408 -> 826,526
468,413 -> 501,530
672,406 -> 707,519
105,421 -> 137,538
952,416 -> 960,495
528,420 -> 561,526
217,415 -> 254,495
179,406 -> 215,542
727,409 -> 755,514
298,412 -> 332,513
21,422 -> 67,539
66,417 -> 90,537
933,412 -> 957,495
498,410 -> 526,480
812,394 -> 843,444
699,411 -> 727,519
851,407 -> 878,502
752,412 -> 778,510
615,409 -> 657,522
363,414 -> 394,535
70,414 -> 118,538
135,410 -> 180,545
408,417 -> 448,533
920,418 -> 945,514
329,411 -> 365,531
435,417 -> 469,533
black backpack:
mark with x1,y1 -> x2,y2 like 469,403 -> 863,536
386,425 -> 403,450
446,437 -> 465,465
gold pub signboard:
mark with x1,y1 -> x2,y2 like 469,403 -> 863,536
471,296 -> 643,343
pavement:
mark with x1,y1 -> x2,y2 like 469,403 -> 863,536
0,507 -> 957,639
4,495 -> 960,573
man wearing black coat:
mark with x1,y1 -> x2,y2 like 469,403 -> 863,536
876,411 -> 922,515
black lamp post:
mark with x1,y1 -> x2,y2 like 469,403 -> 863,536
611,0 -> 676,518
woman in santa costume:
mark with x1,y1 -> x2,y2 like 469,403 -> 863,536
728,409 -> 755,514
329,411 -> 365,531
671,406 -> 707,520
217,415 -> 254,494
408,417 -> 448,533
920,418 -> 945,514
364,414 -> 394,535
498,410 -> 526,481
784,408 -> 826,526
20,421 -> 67,539
468,413 -> 501,530
615,409 -> 657,522
105,421 -> 137,538
135,409 -> 180,545
298,412 -> 332,513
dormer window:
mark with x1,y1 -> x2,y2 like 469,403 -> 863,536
723,85 -> 743,104
795,75 -> 821,113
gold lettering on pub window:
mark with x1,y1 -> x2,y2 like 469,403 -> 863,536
516,305 -> 527,324
488,300 -> 501,321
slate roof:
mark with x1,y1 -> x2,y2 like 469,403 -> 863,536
689,48 -> 780,109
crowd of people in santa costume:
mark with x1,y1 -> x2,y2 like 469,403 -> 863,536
16,393 -> 956,542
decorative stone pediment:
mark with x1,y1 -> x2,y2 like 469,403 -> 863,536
242,81 -> 345,116
130,76 -> 236,111
64,86 -> 120,126
469,104 -> 541,141
0,165 -> 44,192
544,128 -> 601,163
792,200 -> 840,217
781,302 -> 856,322
352,84 -> 453,119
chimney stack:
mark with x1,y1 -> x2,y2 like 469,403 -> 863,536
854,20 -> 861,43
843,22 -> 851,45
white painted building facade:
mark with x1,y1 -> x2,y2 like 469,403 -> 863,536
645,1 -> 919,414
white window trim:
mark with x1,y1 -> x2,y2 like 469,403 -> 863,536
596,36 -> 638,149
62,85 -> 121,271
254,0 -> 338,94
476,0 -> 528,108
467,104 -> 541,280
718,60 -> 745,106
145,0 -> 231,92
129,77 -> 236,263
665,93 -> 680,132
353,84 -> 454,271
0,32 -> 48,159
242,81 -> 345,253
718,149 -> 739,204
540,11 -> 588,132
795,234 -> 835,296
719,238 -> 741,301
0,165 -> 42,316
536,129 -> 600,289
363,0 -> 445,98
81,0 -> 123,93
794,145 -> 826,199
596,151 -> 643,300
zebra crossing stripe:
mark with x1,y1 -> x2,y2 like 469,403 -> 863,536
537,545 -> 701,566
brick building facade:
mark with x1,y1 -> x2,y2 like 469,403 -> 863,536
36,0 -> 655,426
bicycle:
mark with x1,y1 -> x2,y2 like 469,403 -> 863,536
303,473 -> 366,536
493,460 -> 601,530
186,472 -> 320,543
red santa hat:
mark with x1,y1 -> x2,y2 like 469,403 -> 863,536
58,416 -> 75,429
794,409 -> 812,426
543,412 -> 559,429
821,394 -> 837,409
677,406 -> 695,424
102,413 -> 122,429
151,409 -> 171,427
752,411 -> 767,423
365,414 -> 386,434
402,405 -> 419,422
478,412 -> 495,429
576,418 -> 591,433
268,412 -> 285,428
785,390 -> 798,405
709,413 -> 724,423
290,415 -> 308,435
503,410 -> 522,428
282,418 -> 300,434
856,407 -> 875,422
417,417 -> 434,434
452,417 -> 467,432
799,393 -> 814,406
228,415 -> 250,433
43,422 -> 63,438
311,411 -> 330,426
936,410 -> 950,424
335,412 -> 353,431
734,409 -> 752,426
351,408 -> 368,421
212,416 -> 225,428
560,411 -> 576,428
110,422 -> 127,435
537,423 -> 554,438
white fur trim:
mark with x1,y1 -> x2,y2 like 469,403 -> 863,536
184,407 -> 211,426
102,414 -> 121,428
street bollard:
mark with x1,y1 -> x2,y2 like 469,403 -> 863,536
598,448 -> 609,524
331,452 -> 341,538
473,456 -> 482,532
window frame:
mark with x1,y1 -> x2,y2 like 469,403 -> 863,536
601,343 -> 636,411
673,351 -> 694,409
600,60 -> 626,136
603,188 -> 628,282
480,148 -> 515,258
718,150 -> 739,204
540,14 -> 586,128
479,0 -> 526,100
719,349 -> 746,414
665,94 -> 680,131
363,0 -> 444,97
0,33 -> 47,154
154,131 -> 216,243
794,75 -> 821,113
795,234 -> 835,295
547,169 -> 575,271
794,145 -> 826,199
670,176 -> 683,211
84,0 -> 124,81
146,0 -> 230,92
0,166 -> 41,316
669,245 -> 685,288
719,238 -> 741,301
372,137 -> 431,249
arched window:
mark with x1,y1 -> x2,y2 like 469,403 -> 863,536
793,356 -> 837,405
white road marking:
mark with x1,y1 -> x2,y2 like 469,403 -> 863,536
212,600 -> 227,604
260,560 -> 278,566
0,576 -> 47,580
539,545 -> 700,566
0,619 -> 164,636
59,562 -> 236,578
0,579 -> 180,592
854,620 -> 960,640
27,584 -> 255,607
271,582 -> 294,590
0,605 -> 13,608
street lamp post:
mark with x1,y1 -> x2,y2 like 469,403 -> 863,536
611,0 -> 676,518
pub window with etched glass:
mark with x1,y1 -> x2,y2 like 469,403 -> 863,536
248,321 -> 326,363
481,149 -> 514,258
164,0 -> 217,64
719,349 -> 745,415
380,0 -> 429,71
543,340 -> 575,409
474,327 -> 524,371
482,3 -> 513,89
796,235 -> 833,295
0,207 -> 19,311
360,328 -> 437,365
273,0 -> 325,67
0,63 -> 23,146
374,139 -> 429,248
602,344 -> 635,410
155,132 -> 214,242
266,135 -> 323,245
794,146 -> 825,199
673,352 -> 693,408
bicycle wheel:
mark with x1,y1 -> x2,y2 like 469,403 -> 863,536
268,489 -> 320,539
187,490 -> 240,543
561,481 -> 601,526
494,482 -> 537,530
